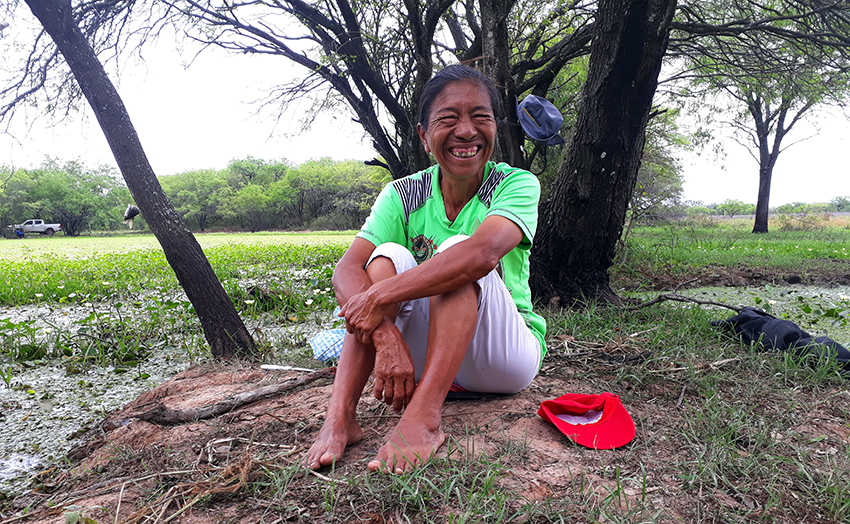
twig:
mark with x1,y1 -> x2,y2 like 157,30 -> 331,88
651,357 -> 743,375
710,357 -> 741,369
114,481 -> 127,524
162,491 -> 204,523
674,278 -> 701,293
629,326 -> 659,338
152,486 -> 176,524
676,385 -> 686,408
628,293 -> 742,312
306,469 -> 353,486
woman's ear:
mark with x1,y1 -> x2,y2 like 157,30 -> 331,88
417,123 -> 431,153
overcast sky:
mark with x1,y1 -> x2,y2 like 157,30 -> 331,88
1,29 -> 848,206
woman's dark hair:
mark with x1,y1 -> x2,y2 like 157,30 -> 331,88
418,64 -> 503,130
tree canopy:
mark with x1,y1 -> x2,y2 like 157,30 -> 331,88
667,0 -> 850,233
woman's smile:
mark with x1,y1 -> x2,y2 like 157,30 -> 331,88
417,80 -> 497,184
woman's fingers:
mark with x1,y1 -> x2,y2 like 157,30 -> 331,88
393,379 -> 407,412
374,376 -> 385,401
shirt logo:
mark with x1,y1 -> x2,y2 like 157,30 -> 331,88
410,234 -> 436,264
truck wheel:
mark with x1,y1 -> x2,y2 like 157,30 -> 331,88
45,228 -> 55,236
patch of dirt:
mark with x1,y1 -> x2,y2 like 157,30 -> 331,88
615,260 -> 850,291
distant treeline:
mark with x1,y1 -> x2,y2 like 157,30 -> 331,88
681,197 -> 850,218
1,157 -> 392,235
1,158 -> 847,236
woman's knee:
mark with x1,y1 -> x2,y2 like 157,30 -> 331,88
366,242 -> 416,275
435,234 -> 470,254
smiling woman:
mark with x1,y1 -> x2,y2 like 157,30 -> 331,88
305,64 -> 547,475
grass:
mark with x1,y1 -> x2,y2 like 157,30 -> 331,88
1,223 -> 849,522
0,232 -> 351,306
615,215 -> 850,281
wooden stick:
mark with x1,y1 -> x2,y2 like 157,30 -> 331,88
134,367 -> 335,425
628,293 -> 742,312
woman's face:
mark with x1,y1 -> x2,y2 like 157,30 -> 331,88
417,80 -> 497,184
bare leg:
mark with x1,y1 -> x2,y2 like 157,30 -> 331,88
306,257 -> 398,469
368,281 -> 478,473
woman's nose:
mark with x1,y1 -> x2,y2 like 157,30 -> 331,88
453,115 -> 477,138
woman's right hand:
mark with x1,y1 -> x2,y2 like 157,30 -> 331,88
371,321 -> 415,413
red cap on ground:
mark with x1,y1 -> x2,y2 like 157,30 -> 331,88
538,392 -> 635,450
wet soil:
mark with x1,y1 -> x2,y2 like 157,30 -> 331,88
616,259 -> 850,291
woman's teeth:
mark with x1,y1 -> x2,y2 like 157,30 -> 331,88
451,148 -> 477,158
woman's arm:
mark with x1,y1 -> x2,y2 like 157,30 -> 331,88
340,215 -> 523,342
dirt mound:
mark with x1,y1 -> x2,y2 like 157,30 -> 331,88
4,360 -> 683,523
4,352 -> 848,523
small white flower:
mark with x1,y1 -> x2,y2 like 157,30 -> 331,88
313,289 -> 320,295
68,293 -> 76,298
84,302 -> 92,307
244,299 -> 255,305
305,299 -> 314,306
102,281 -> 111,286
57,285 -> 65,289
35,293 -> 43,298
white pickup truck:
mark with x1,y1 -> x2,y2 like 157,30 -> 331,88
11,219 -> 62,236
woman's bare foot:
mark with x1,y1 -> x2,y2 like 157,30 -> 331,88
367,414 -> 445,473
306,415 -> 363,469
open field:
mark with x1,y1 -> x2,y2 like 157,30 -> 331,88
0,231 -> 356,260
1,223 -> 849,523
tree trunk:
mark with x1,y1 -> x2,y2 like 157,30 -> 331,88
480,0 -> 525,168
752,163 -> 775,233
26,0 -> 255,359
749,97 -> 784,234
530,0 -> 676,306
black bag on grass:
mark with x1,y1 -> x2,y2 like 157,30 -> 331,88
711,306 -> 850,373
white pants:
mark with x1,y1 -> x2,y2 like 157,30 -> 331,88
366,236 -> 540,394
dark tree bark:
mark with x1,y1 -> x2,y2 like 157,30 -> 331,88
479,0 -> 525,168
530,0 -> 676,305
25,0 -> 255,359
747,93 -> 813,233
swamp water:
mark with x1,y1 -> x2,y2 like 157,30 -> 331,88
0,300 -> 337,497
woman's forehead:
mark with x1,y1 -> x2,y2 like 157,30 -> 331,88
431,81 -> 493,112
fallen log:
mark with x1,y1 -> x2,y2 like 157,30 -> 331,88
133,367 -> 335,425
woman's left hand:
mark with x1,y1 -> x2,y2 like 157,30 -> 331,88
339,289 -> 384,343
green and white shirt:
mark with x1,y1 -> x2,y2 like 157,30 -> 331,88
357,161 -> 546,356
